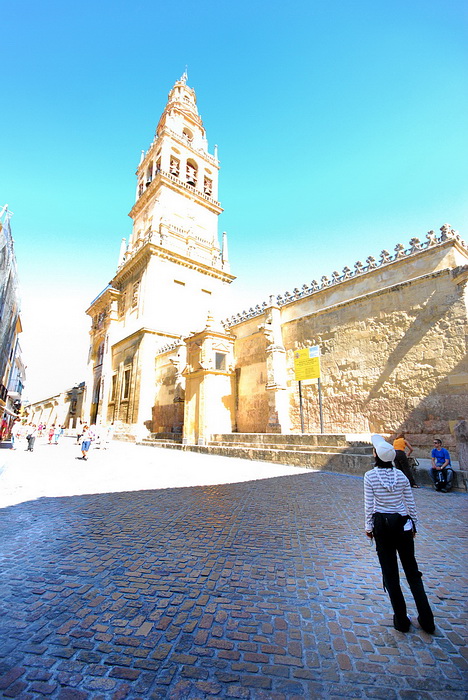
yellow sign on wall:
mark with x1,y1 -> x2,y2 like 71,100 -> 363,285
293,346 -> 321,381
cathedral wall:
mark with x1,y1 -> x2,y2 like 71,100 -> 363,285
282,267 -> 467,453
229,240 -> 467,454
232,318 -> 269,432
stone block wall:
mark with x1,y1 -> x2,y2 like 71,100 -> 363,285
282,267 -> 467,453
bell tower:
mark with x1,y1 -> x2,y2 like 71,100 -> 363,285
127,73 -> 228,276
85,75 -> 235,435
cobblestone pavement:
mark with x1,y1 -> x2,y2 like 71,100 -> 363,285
0,438 -> 467,699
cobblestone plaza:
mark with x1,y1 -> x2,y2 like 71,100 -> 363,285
0,439 -> 466,698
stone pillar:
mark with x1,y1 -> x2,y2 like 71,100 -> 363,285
170,342 -> 186,434
261,300 -> 291,434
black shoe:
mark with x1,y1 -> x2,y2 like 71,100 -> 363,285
393,615 -> 411,632
418,616 -> 435,634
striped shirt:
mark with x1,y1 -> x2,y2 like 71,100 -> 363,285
364,467 -> 418,532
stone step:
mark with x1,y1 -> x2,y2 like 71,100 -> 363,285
136,439 -> 467,491
149,432 -> 183,442
210,440 -> 373,455
210,432 -> 364,448
136,440 -> 373,475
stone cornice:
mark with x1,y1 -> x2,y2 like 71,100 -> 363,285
452,264 -> 468,286
86,286 -> 120,316
113,246 -> 152,285
111,327 -> 181,349
115,240 -> 235,285
282,266 -> 457,327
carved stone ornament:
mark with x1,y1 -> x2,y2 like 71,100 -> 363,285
379,250 -> 391,264
366,256 -> 376,269
331,271 -> 340,284
408,237 -> 422,253
439,223 -> 452,240
342,266 -> 352,279
320,276 -> 330,288
354,261 -> 364,274
394,243 -> 406,258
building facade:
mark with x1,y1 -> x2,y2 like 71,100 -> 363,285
85,78 -> 468,455
0,206 -> 25,442
25,382 -> 85,430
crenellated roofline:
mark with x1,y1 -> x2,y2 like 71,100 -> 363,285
224,225 -> 467,327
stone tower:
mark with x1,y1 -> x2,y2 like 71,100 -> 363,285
85,74 -> 235,435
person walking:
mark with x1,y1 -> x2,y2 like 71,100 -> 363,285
53,424 -> 63,445
80,425 -> 92,460
393,433 -> 418,487
48,425 -> 55,444
26,424 -> 38,452
364,434 -> 435,634
430,439 -> 453,492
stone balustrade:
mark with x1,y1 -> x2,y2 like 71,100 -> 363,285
223,224 -> 466,328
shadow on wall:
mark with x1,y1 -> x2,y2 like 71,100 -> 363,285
367,289 -> 443,401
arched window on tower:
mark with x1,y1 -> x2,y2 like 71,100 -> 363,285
146,162 -> 153,187
186,159 -> 198,187
204,177 -> 213,196
182,127 -> 193,143
170,157 -> 180,177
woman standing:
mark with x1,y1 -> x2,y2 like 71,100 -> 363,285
393,433 -> 418,487
364,434 -> 434,633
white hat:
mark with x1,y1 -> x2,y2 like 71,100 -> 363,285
371,434 -> 396,463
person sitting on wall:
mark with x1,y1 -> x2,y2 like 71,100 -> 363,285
430,439 -> 453,492
393,433 -> 418,487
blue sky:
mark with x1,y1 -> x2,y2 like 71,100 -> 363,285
2,0 -> 467,400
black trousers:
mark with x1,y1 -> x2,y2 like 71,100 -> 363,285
394,450 -> 416,486
373,513 -> 433,627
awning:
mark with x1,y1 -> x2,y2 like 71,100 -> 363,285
2,406 -> 19,418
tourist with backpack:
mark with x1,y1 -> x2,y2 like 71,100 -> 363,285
430,439 -> 453,492
364,434 -> 435,634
